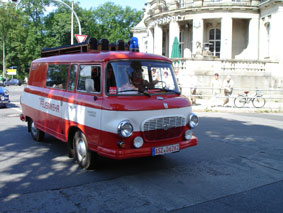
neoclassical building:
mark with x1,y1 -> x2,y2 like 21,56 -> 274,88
132,0 -> 283,91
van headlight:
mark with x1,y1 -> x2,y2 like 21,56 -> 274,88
4,90 -> 9,96
117,120 -> 133,138
188,113 -> 199,129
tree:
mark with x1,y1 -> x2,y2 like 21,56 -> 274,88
0,2 -> 23,78
1,0 -> 143,80
89,2 -> 143,43
44,0 -> 83,47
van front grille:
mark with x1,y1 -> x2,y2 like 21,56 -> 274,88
143,116 -> 185,141
143,116 -> 185,131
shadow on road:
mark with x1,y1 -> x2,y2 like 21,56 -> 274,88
0,114 -> 283,208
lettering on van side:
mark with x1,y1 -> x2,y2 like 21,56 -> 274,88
40,98 -> 60,113
87,110 -> 96,118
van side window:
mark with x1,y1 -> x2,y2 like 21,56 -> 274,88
68,64 -> 78,91
77,65 -> 101,93
46,64 -> 69,89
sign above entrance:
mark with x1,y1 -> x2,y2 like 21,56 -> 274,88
75,34 -> 87,43
149,15 -> 185,27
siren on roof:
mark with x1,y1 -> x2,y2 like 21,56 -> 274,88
130,37 -> 139,52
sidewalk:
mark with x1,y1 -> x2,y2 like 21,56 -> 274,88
192,98 -> 283,113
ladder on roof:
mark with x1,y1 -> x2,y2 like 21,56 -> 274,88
41,38 -> 131,57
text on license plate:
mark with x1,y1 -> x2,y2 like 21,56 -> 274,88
152,144 -> 180,156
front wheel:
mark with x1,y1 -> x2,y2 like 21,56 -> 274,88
28,119 -> 44,141
252,97 -> 266,108
73,131 -> 96,169
234,95 -> 246,108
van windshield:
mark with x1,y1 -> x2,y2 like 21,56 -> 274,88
106,61 -> 180,96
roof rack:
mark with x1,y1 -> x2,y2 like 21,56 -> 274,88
41,38 -> 133,57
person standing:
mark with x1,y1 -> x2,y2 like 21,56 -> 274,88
222,75 -> 234,106
188,72 -> 197,105
210,73 -> 222,107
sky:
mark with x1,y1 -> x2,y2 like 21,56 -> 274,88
76,0 -> 146,10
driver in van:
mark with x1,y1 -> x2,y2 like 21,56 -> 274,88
130,61 -> 158,92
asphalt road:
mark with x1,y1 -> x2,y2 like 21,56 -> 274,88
1,86 -> 283,212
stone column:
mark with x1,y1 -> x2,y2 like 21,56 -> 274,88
247,17 -> 259,60
192,18 -> 204,55
169,20 -> 180,57
154,25 -> 163,55
147,27 -> 154,53
220,16 -> 233,59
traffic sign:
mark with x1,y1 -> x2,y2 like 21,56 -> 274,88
7,69 -> 17,75
75,34 -> 87,43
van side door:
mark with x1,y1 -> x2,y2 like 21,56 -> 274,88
63,64 -> 103,148
44,63 -> 69,140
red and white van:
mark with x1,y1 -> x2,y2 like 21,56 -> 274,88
20,38 -> 199,169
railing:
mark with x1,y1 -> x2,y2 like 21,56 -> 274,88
148,0 -> 255,13
203,0 -> 252,6
181,87 -> 283,100
221,60 -> 266,72
171,58 -> 268,73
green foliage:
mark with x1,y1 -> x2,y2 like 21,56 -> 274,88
89,2 -> 143,42
0,0 -> 143,80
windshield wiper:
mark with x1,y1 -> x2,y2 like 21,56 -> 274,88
118,89 -> 139,93
118,89 -> 151,97
159,88 -> 181,95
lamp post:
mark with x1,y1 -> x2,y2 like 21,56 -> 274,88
71,0 -> 74,44
53,0 -> 82,37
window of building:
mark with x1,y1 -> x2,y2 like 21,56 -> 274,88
179,31 -> 184,57
264,22 -> 270,58
162,31 -> 167,56
77,65 -> 101,93
179,0 -> 185,8
67,64 -> 78,91
209,29 -> 221,57
46,64 -> 69,89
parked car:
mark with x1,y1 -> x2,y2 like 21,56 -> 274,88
0,77 -> 6,86
0,86 -> 9,108
5,78 -> 22,86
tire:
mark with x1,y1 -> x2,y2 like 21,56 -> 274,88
234,95 -> 246,108
29,119 -> 44,141
252,97 -> 266,108
73,131 -> 96,169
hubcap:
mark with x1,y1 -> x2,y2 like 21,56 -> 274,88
31,121 -> 37,136
77,139 -> 86,162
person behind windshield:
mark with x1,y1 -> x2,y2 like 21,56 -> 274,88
130,61 -> 158,92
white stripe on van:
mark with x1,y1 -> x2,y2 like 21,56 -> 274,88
21,91 -> 192,134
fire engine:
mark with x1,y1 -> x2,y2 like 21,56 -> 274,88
20,37 -> 199,169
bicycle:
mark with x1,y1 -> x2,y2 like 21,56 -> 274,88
234,90 -> 266,108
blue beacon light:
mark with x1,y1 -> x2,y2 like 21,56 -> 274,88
130,37 -> 139,52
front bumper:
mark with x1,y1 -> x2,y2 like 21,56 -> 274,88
0,100 -> 9,104
96,136 -> 198,160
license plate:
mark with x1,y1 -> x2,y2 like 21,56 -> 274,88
152,144 -> 180,156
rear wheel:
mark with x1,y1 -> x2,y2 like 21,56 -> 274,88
28,119 -> 44,141
252,97 -> 266,108
73,131 -> 96,169
234,95 -> 246,108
